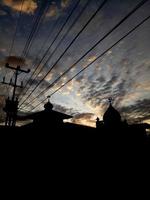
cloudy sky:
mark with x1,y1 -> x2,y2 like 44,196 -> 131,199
0,0 -> 150,127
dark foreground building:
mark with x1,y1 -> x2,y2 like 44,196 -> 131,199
17,100 -> 150,142
17,99 -> 94,130
1,99 -> 150,145
96,101 -> 150,142
20,100 -> 72,129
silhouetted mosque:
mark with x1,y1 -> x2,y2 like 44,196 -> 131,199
20,98 -> 94,130
19,99 -> 72,129
104,101 -> 121,127
96,99 -> 150,141
18,98 -> 150,139
1,96 -> 149,142
96,98 -> 124,130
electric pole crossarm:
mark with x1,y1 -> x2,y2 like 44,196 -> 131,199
5,63 -> 30,73
0,81 -> 10,85
1,78 -> 23,88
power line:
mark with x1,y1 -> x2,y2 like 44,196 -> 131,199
8,0 -> 40,82
19,0 -> 81,100
27,14 -> 150,112
19,7 -> 62,86
28,0 -> 90,89
8,0 -> 45,78
16,1 -> 52,95
21,1 -> 50,58
4,0 -> 24,98
9,0 -> 24,56
19,0 -> 148,109
19,0 -> 81,102
8,1 -> 49,97
19,0 -> 108,107
5,0 -> 47,99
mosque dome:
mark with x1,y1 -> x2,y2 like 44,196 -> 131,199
44,101 -> 53,111
103,103 -> 121,126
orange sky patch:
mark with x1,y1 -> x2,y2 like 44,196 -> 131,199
3,0 -> 37,14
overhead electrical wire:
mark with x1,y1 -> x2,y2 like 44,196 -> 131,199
8,0 -> 45,95
21,1 -> 50,58
16,1 -> 53,97
9,0 -> 24,56
19,0 -> 81,101
19,0 -> 148,109
19,0 -> 108,107
11,1 -> 52,100
21,14 -> 61,82
3,0 -> 24,98
27,0 -> 90,89
21,0 -> 88,96
19,17 -> 60,86
27,14 -> 150,111
19,2 -> 66,87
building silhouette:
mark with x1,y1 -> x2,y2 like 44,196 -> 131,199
20,99 -> 72,129
96,100 -> 150,142
1,97 -> 150,144
18,99 -> 150,138
103,102 -> 121,127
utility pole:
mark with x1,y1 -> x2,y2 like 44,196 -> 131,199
1,63 -> 30,127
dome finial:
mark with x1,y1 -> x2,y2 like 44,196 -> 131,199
44,95 -> 53,111
47,95 -> 50,102
108,97 -> 113,105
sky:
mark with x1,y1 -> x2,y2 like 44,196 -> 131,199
0,0 -> 150,127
